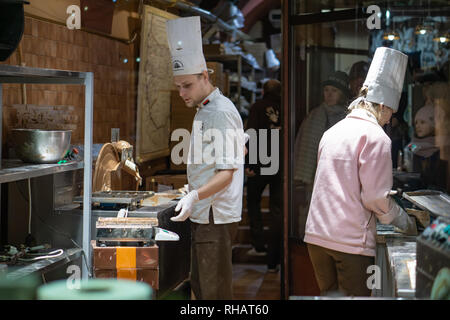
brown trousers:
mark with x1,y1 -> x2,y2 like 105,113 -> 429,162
190,209 -> 238,300
307,243 -> 375,297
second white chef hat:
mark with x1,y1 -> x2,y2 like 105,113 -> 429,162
363,47 -> 408,112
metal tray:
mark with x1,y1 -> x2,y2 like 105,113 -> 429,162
73,191 -> 154,205
402,190 -> 450,218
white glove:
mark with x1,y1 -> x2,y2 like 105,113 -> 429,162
390,207 -> 418,236
171,190 -> 199,222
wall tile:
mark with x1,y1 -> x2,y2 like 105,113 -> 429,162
67,29 -> 75,44
21,35 -> 33,53
40,22 -> 50,40
3,17 -> 136,144
24,17 -> 32,36
31,37 -> 42,55
49,40 -> 57,57
31,19 -> 39,37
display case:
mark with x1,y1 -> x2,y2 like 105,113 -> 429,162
0,64 -> 93,280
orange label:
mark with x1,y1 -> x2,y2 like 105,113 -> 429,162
116,247 -> 136,281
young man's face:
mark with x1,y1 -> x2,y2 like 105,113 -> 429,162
174,72 -> 208,108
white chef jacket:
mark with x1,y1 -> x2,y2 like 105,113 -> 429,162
187,88 -> 244,224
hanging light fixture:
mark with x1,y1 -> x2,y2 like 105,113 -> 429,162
383,30 -> 400,41
415,16 -> 434,35
415,23 -> 433,35
383,2 -> 399,41
433,16 -> 449,43
415,0 -> 434,35
433,32 -> 450,43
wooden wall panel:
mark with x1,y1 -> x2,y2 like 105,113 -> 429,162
1,16 -> 137,148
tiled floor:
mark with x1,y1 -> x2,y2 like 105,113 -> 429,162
232,263 -> 281,300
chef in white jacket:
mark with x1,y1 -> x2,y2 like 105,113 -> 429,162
165,16 -> 245,300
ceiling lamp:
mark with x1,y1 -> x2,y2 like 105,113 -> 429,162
433,33 -> 450,43
383,30 -> 400,41
415,23 -> 433,35
415,0 -> 434,35
433,16 -> 449,43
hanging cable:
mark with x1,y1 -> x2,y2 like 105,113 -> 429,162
16,180 -> 92,278
18,249 -> 64,262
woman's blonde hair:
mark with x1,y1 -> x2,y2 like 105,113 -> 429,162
348,86 -> 384,124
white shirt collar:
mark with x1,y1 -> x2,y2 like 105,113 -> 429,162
198,87 -> 220,108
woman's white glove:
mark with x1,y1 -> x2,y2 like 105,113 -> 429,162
390,207 -> 418,236
171,190 -> 199,222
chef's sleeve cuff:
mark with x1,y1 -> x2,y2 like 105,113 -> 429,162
215,162 -> 238,170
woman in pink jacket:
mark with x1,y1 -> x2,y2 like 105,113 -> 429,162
304,47 -> 417,297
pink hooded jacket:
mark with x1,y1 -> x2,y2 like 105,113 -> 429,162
304,108 -> 401,257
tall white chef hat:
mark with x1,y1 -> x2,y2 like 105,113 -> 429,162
166,16 -> 207,76
363,47 -> 408,112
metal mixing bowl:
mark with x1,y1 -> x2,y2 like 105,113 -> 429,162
11,129 -> 72,164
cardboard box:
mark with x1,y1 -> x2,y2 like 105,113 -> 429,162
92,243 -> 159,269
203,44 -> 225,56
94,269 -> 159,290
91,240 -> 159,289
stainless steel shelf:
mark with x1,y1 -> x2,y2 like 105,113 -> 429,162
0,160 -> 84,184
0,64 -> 94,280
0,64 -> 88,84
205,53 -> 264,108
5,248 -> 83,281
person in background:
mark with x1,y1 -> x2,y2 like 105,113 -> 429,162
293,71 -> 351,238
304,47 -> 417,296
348,61 -> 369,100
245,79 -> 282,272
166,16 -> 245,300
403,104 -> 446,190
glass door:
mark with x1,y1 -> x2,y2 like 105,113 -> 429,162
285,0 -> 450,297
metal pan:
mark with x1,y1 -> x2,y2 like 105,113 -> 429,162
402,190 -> 450,218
